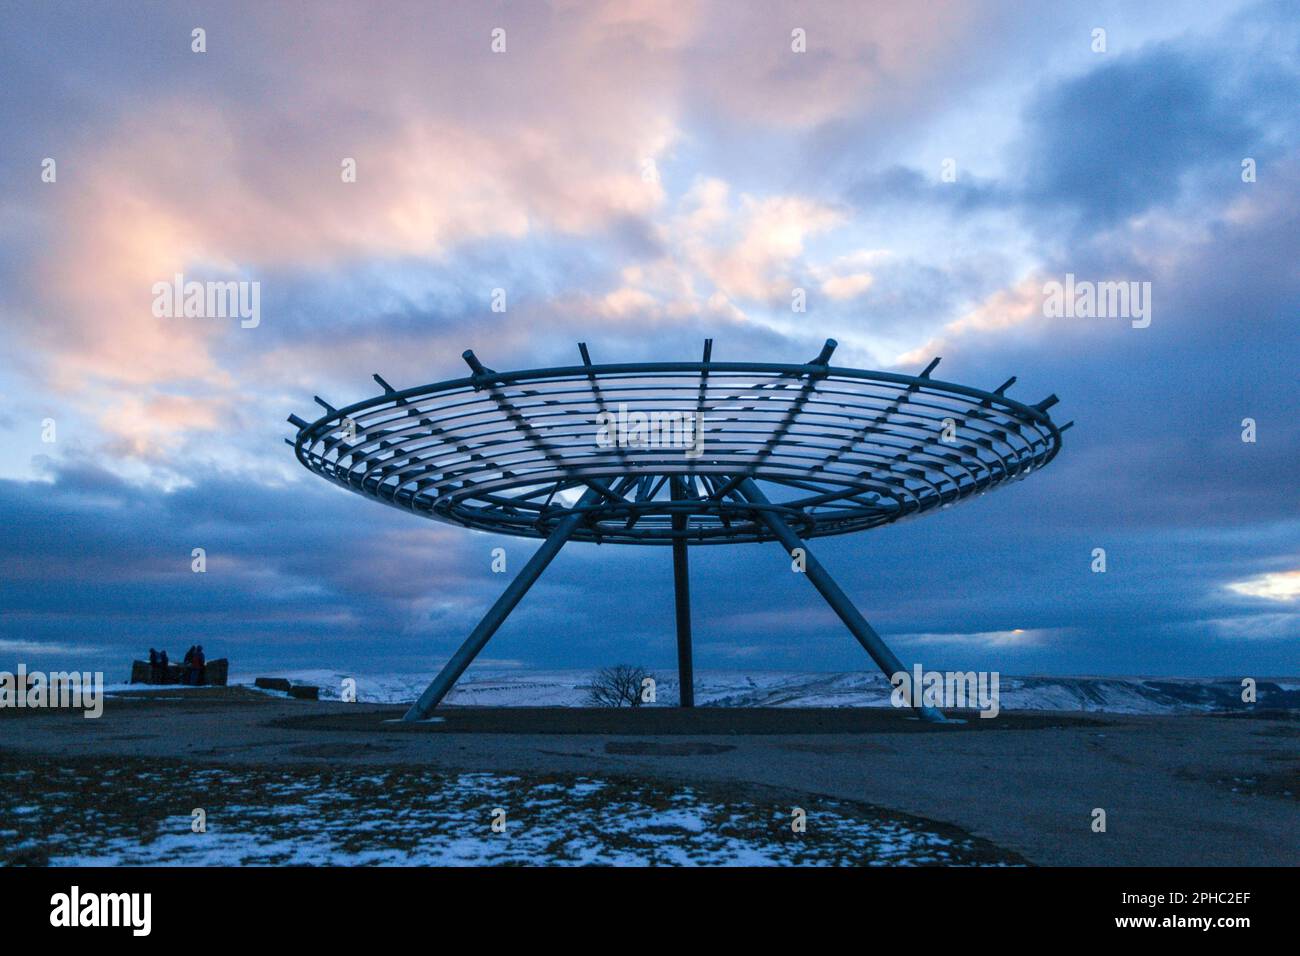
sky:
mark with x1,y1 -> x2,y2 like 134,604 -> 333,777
0,0 -> 1296,681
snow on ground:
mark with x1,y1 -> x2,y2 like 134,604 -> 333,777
1,756 -> 1019,867
225,669 -> 1300,714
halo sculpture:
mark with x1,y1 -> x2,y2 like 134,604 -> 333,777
289,340 -> 1068,722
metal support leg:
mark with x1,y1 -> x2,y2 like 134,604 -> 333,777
402,487 -> 601,721
736,478 -> 946,722
670,477 -> 695,707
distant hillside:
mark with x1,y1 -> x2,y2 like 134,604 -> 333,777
232,669 -> 1300,714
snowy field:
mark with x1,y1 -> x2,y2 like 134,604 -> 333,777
0,755 -> 1020,866
226,669 -> 1300,715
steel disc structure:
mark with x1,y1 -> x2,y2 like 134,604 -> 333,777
289,340 -> 1068,721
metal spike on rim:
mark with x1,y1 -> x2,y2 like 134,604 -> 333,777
809,338 -> 837,366
462,349 -> 498,390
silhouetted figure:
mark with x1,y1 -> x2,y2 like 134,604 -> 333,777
148,648 -> 161,684
181,646 -> 195,684
159,649 -> 169,682
190,645 -> 206,686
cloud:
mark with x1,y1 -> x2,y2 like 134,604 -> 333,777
1021,47 -> 1252,226
895,275 -> 1047,366
682,0 -> 995,129
0,639 -> 101,657
567,176 -> 854,324
1209,613 -> 1300,641
898,629 -> 1056,649
1225,571 -> 1300,603
1016,14 -> 1300,245
3,1 -> 697,476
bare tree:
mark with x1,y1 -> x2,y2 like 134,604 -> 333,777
585,664 -> 652,707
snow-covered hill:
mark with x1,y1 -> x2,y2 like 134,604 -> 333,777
232,669 -> 1300,714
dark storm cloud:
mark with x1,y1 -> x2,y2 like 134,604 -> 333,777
1020,46 -> 1256,227
0,460 -> 482,671
843,9 -> 1300,240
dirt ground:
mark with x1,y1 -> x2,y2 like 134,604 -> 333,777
3,693 -> 1296,865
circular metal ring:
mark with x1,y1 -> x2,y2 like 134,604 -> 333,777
291,346 -> 1064,545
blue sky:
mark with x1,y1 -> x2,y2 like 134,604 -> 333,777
0,0 -> 1296,679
